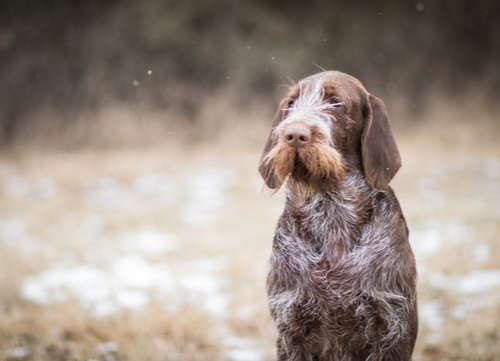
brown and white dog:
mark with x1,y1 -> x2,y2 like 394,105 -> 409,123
259,71 -> 417,361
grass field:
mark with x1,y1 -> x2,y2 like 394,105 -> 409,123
0,105 -> 499,361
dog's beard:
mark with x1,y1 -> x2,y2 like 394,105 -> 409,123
265,139 -> 345,190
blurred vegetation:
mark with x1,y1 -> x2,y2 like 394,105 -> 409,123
0,0 -> 499,145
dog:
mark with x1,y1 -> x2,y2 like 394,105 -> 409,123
259,71 -> 417,361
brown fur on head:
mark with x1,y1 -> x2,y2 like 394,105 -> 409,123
263,123 -> 345,191
259,70 -> 401,192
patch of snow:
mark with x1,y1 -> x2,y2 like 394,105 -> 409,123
419,300 -> 443,343
452,293 -> 500,319
443,218 -> 475,242
6,176 -> 30,197
203,292 -> 228,319
1,172 -> 57,199
21,255 -> 228,318
92,300 -> 117,318
115,289 -> 149,310
120,227 -> 178,255
409,218 -> 475,259
134,173 -> 178,205
179,273 -> 229,318
180,274 -> 221,293
79,215 -> 106,241
419,300 -> 444,331
38,178 -> 57,198
472,244 -> 490,263
226,349 -> 263,361
430,269 -> 500,294
410,226 -> 441,257
223,337 -> 264,361
484,157 -> 500,179
110,254 -> 173,289
0,217 -> 26,241
6,347 -> 30,358
180,168 -> 235,227
235,304 -> 259,319
21,265 -> 111,306
86,178 -> 136,209
417,177 -> 445,209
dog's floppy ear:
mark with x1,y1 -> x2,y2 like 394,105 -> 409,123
361,94 -> 401,190
258,98 -> 289,189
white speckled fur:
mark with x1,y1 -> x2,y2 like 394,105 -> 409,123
275,79 -> 344,141
261,71 -> 417,361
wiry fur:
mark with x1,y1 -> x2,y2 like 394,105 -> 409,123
259,71 -> 417,361
264,79 -> 346,191
264,124 -> 345,191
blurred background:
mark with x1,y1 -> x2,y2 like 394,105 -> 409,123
0,0 -> 499,360
1,0 -> 499,146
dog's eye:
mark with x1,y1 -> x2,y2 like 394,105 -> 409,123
287,99 -> 295,107
329,97 -> 340,104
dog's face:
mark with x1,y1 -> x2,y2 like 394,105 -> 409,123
259,71 -> 401,192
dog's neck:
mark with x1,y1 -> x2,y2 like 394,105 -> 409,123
283,170 -> 375,256
285,170 -> 371,204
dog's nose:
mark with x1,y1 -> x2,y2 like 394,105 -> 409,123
284,126 -> 311,147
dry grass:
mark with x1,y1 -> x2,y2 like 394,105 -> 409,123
393,108 -> 500,360
0,102 -> 499,361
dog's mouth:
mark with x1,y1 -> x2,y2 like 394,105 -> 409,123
267,138 -> 345,189
290,154 -> 309,179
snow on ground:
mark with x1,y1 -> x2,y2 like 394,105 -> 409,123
21,253 -> 229,318
2,153 -> 500,360
16,167 -> 235,318
3,164 -> 265,359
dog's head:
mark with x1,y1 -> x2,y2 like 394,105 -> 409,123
259,71 -> 401,192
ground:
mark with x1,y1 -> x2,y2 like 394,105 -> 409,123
0,117 -> 499,361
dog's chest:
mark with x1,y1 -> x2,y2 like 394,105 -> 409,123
282,191 -> 365,258
268,193 -> 377,345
